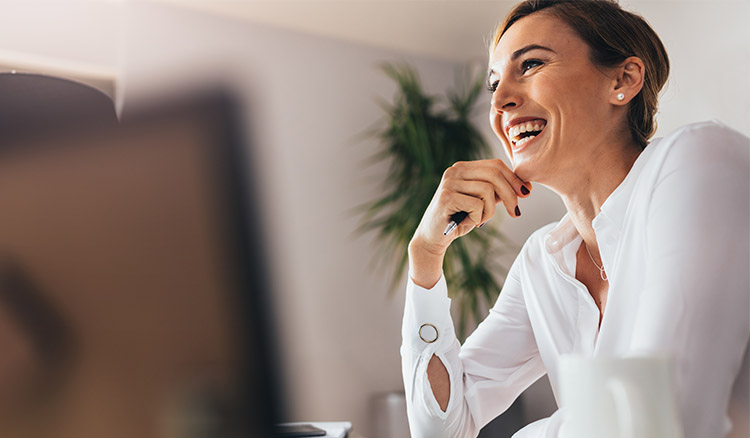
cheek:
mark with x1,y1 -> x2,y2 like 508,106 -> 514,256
489,110 -> 502,138
532,77 -> 571,110
489,110 -> 513,158
533,78 -> 598,132
549,71 -> 610,116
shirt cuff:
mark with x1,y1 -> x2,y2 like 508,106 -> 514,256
402,273 -> 455,353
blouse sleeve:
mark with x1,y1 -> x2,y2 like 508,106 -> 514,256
630,122 -> 750,437
401,251 -> 547,438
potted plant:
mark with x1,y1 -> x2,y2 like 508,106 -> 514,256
359,63 -> 515,340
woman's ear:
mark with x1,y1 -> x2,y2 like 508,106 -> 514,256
611,56 -> 645,105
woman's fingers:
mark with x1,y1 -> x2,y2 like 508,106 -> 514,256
450,159 -> 531,200
410,158 -> 531,258
446,159 -> 530,219
444,193 -> 485,234
443,179 -> 497,225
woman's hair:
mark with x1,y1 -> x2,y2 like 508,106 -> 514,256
492,0 -> 670,149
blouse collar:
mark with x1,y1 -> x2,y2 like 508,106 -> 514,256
543,138 -> 660,255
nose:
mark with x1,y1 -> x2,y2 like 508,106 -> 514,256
490,78 -> 522,114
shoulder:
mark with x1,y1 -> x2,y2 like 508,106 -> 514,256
649,120 -> 748,164
665,120 -> 744,139
641,121 -> 749,183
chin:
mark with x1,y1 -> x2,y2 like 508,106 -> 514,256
509,135 -> 554,184
511,154 -> 542,183
515,167 -> 539,182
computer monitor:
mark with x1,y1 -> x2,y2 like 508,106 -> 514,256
0,90 -> 281,437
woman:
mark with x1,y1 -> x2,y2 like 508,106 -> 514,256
401,0 -> 749,437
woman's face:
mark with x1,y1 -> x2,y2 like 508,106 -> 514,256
488,13 -> 618,183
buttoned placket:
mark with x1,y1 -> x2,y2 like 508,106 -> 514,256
570,272 -> 601,353
545,231 -> 601,355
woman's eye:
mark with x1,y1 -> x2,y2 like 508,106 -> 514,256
487,80 -> 499,93
521,59 -> 543,73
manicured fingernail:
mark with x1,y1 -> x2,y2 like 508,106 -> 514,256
515,206 -> 521,216
479,222 -> 485,228
520,185 -> 530,195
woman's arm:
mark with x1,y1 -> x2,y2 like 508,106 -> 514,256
401,158 -> 540,437
406,158 -> 530,395
407,237 -> 451,411
401,243 -> 547,438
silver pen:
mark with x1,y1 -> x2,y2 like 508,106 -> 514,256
443,211 -> 469,235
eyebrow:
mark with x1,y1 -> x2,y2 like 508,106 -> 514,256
487,44 -> 557,80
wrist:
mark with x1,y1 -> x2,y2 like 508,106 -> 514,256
408,236 -> 446,289
408,234 -> 448,259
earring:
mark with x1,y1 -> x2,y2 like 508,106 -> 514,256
616,93 -> 625,101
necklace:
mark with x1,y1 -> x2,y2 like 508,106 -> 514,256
584,243 -> 608,281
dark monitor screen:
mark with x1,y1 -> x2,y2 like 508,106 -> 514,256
0,91 -> 281,437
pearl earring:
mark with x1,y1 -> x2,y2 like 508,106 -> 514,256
616,93 -> 625,101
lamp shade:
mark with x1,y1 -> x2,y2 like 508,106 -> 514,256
0,72 -> 117,145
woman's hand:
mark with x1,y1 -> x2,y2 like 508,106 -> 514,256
408,159 -> 531,288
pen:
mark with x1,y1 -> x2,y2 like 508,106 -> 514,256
443,211 -> 469,235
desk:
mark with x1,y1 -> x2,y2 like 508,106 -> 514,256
279,421 -> 366,438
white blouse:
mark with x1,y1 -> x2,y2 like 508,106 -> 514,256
401,121 -> 750,437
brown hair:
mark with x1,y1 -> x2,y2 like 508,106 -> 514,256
492,0 -> 670,149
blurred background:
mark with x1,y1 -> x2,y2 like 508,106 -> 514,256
0,0 -> 747,437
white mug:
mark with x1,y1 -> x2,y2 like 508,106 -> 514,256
558,355 -> 683,438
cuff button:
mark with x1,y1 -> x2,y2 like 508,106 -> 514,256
419,323 -> 439,344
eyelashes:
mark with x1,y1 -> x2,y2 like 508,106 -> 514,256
521,59 -> 544,72
486,58 -> 545,93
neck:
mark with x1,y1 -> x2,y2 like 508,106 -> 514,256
551,141 -> 641,255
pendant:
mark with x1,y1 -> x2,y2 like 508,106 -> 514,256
600,267 -> 608,282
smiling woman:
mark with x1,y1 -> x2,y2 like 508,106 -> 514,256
400,1 -> 749,437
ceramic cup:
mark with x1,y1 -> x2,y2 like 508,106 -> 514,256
558,355 -> 683,438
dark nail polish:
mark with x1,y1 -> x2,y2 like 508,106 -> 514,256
515,206 -> 521,217
479,222 -> 485,228
520,185 -> 530,195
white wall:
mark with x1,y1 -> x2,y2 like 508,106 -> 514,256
629,0 -> 750,138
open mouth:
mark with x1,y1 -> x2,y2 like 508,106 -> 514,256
508,119 -> 547,149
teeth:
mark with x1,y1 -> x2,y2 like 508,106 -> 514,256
508,120 -> 546,139
508,120 -> 547,144
514,135 -> 536,148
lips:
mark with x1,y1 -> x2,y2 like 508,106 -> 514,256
505,118 -> 547,148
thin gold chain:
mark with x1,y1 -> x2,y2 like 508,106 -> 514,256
584,243 -> 608,282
